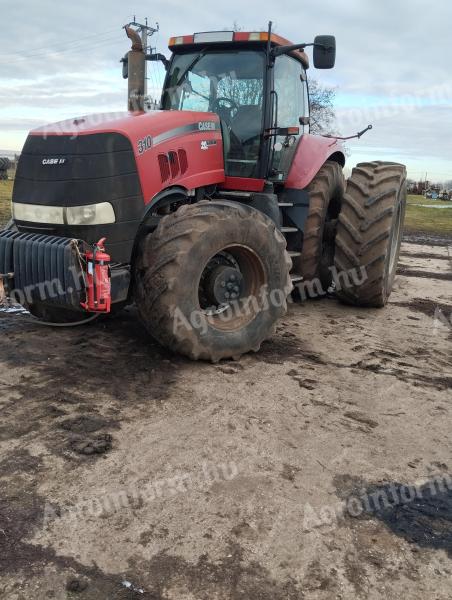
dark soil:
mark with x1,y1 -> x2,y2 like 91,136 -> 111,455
391,298 -> 452,318
403,232 -> 452,246
400,251 -> 450,261
397,266 -> 452,281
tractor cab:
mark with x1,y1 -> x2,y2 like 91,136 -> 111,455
158,31 -> 333,181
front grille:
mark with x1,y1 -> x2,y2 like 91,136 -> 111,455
13,133 -> 142,208
178,149 -> 188,174
158,153 -> 171,183
168,151 -> 179,178
0,230 -> 84,309
158,148 -> 189,183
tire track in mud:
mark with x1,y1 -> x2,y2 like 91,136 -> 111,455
253,322 -> 451,392
0,308 -> 186,461
396,266 -> 452,281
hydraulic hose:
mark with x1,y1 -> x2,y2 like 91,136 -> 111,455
32,313 -> 102,328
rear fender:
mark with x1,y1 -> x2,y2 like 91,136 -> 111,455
286,134 -> 345,190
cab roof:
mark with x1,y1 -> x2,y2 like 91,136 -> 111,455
168,31 -> 310,69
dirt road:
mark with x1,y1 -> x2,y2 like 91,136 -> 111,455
0,239 -> 451,599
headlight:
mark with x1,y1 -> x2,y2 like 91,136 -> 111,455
13,203 -> 64,224
66,203 -> 116,225
12,202 -> 116,225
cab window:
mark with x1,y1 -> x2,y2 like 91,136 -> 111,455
272,55 -> 308,179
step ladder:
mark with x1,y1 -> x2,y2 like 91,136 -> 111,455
278,201 -> 303,288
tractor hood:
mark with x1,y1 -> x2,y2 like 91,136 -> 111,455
12,109 -> 225,264
30,110 -> 222,153
22,109 -> 225,207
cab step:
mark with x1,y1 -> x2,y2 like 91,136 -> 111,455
281,227 -> 298,234
288,251 -> 302,258
217,190 -> 252,199
290,274 -> 304,284
278,202 -> 294,207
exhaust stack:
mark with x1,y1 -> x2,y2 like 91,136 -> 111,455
125,26 -> 145,112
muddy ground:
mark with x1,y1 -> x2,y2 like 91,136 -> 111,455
0,239 -> 451,600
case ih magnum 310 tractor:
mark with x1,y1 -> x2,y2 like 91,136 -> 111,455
0,26 -> 406,361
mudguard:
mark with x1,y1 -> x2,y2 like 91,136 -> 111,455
285,134 -> 346,190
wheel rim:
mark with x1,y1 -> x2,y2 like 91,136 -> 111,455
198,245 -> 267,332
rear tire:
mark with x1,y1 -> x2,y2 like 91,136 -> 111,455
295,161 -> 345,291
334,161 -> 407,307
134,201 -> 292,362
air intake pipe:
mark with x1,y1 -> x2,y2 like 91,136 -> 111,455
125,26 -> 145,112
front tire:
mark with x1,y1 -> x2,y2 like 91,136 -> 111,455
334,161 -> 407,307
134,201 -> 292,362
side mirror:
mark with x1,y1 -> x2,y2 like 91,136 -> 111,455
121,55 -> 129,79
313,35 -> 336,69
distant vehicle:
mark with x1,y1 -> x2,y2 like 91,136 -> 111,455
440,190 -> 452,201
424,188 -> 442,200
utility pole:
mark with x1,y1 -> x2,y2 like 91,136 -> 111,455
126,18 -> 159,105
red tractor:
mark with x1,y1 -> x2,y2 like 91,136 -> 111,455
0,26 -> 406,361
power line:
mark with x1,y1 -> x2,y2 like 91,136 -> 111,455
0,34 -> 123,65
0,29 -> 121,62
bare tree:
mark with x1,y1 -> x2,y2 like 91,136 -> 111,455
308,79 -> 337,135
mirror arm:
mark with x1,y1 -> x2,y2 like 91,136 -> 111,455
145,53 -> 170,70
272,42 -> 313,58
272,41 -> 335,59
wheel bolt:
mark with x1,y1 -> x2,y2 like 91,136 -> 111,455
227,283 -> 233,290
225,292 -> 231,299
230,274 -> 236,282
233,286 -> 240,293
231,293 -> 237,299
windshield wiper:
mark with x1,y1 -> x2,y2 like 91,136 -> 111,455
175,51 -> 206,87
183,80 -> 210,102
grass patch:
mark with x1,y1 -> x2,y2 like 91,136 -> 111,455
0,180 -> 12,227
404,194 -> 452,237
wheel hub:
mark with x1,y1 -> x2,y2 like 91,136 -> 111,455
204,265 -> 244,306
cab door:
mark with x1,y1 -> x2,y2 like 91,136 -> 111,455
270,55 -> 309,182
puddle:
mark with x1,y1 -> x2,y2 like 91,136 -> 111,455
0,304 -> 29,315
411,204 -> 452,209
341,476 -> 452,556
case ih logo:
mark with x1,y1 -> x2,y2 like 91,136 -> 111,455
198,121 -> 216,131
201,140 -> 217,151
42,158 -> 67,165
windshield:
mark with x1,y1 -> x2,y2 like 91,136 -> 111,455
162,50 -> 265,177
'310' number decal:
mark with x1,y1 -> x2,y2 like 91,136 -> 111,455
137,135 -> 152,155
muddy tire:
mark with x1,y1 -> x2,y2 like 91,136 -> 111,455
295,161 -> 345,290
134,200 -> 292,362
334,161 -> 407,307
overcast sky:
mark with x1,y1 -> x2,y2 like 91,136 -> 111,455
1,0 -> 451,182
